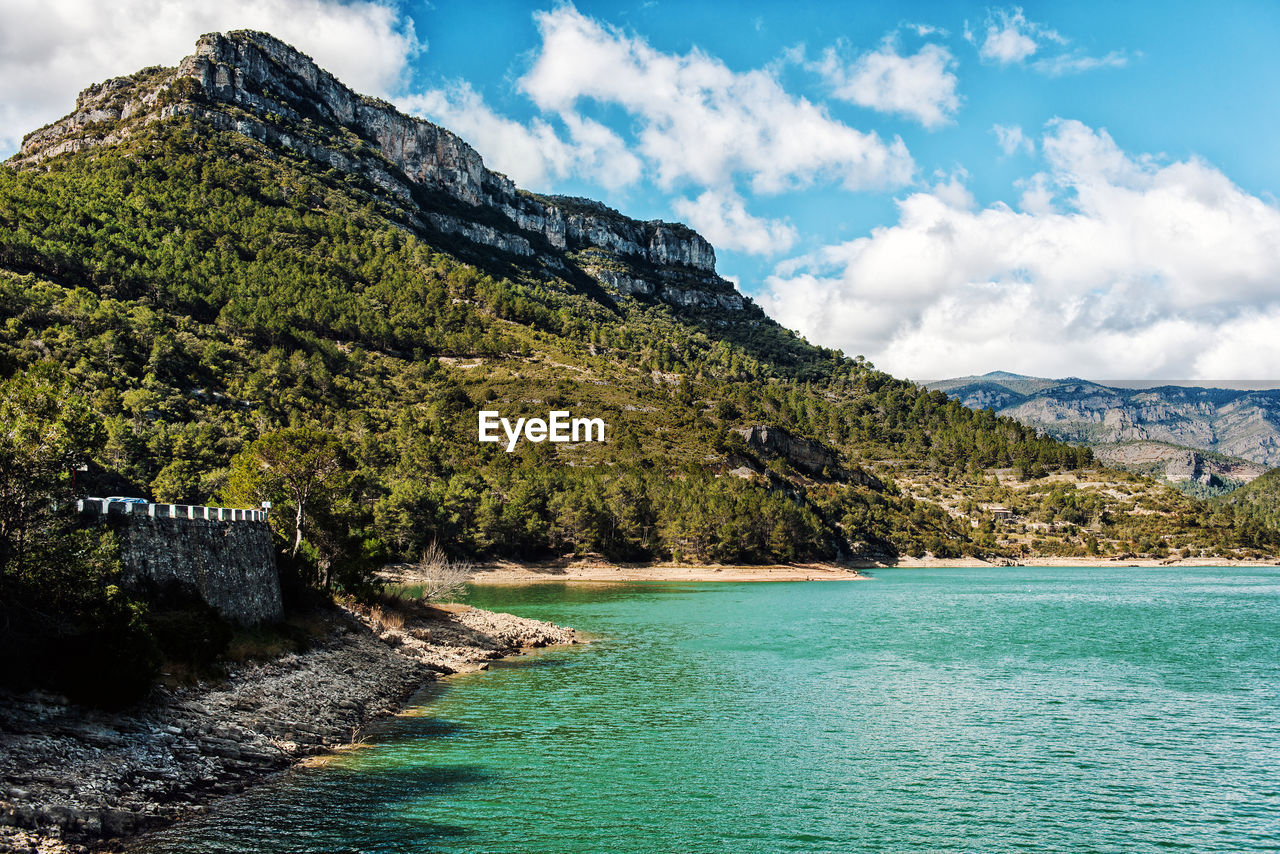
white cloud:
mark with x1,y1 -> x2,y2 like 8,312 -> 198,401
399,83 -> 641,192
929,171 -> 975,210
968,7 -> 1124,76
760,120 -> 1280,381
1031,50 -> 1129,77
672,189 -> 797,255
1015,172 -> 1054,214
816,40 -> 960,129
992,123 -> 1034,156
906,23 -> 949,38
972,8 -> 1051,65
0,0 -> 420,157
518,6 -> 914,194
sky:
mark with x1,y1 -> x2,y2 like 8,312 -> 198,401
3,0 -> 1280,382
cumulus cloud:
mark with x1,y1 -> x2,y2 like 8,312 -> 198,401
0,0 -> 420,157
760,120 -> 1280,381
399,83 -> 641,192
518,5 -> 914,194
966,7 -> 1124,75
816,40 -> 960,129
672,189 -> 797,255
992,123 -> 1034,156
969,8 -> 1055,65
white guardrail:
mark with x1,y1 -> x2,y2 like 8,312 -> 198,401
78,497 -> 268,522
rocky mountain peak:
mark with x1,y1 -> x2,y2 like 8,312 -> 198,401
13,30 -> 741,313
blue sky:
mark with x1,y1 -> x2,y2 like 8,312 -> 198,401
5,1 -> 1280,381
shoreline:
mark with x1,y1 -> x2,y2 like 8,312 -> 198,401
456,555 -> 1280,584
461,561 -> 874,584
866,556 -> 1280,569
0,602 -> 576,854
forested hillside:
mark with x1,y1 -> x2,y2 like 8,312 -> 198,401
1220,470 -> 1280,531
0,115 -> 1090,567
1,30 -> 1275,587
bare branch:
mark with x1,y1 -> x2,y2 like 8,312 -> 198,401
407,541 -> 473,602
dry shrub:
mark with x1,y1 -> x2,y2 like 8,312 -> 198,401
368,604 -> 405,631
412,541 -> 473,602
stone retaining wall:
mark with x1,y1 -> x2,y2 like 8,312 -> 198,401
78,501 -> 282,625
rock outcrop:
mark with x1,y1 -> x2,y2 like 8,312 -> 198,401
14,30 -> 745,314
731,424 -> 882,488
1091,441 -> 1268,488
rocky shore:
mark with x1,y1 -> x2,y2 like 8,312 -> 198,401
0,602 -> 576,853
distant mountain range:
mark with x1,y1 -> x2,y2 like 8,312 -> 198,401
928,372 -> 1280,484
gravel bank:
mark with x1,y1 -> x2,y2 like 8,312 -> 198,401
0,603 -> 576,853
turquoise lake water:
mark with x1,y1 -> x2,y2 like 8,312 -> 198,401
133,567 -> 1280,853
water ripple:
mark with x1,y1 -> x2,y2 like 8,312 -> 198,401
133,567 -> 1280,853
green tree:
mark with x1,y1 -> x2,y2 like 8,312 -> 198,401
0,364 -> 156,705
0,365 -> 101,572
224,426 -> 346,560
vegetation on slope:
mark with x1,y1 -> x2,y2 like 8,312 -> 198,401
1218,469 -> 1280,531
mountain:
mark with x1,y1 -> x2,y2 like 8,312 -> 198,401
14,31 -> 739,314
929,372 -> 1280,469
2,30 -> 1275,571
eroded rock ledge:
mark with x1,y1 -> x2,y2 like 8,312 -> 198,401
0,604 -> 576,853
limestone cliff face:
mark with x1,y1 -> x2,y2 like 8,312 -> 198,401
15,30 -> 740,312
1091,441 -> 1268,487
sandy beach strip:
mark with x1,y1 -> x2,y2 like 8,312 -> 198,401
464,561 -> 873,584
455,555 -> 1280,584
